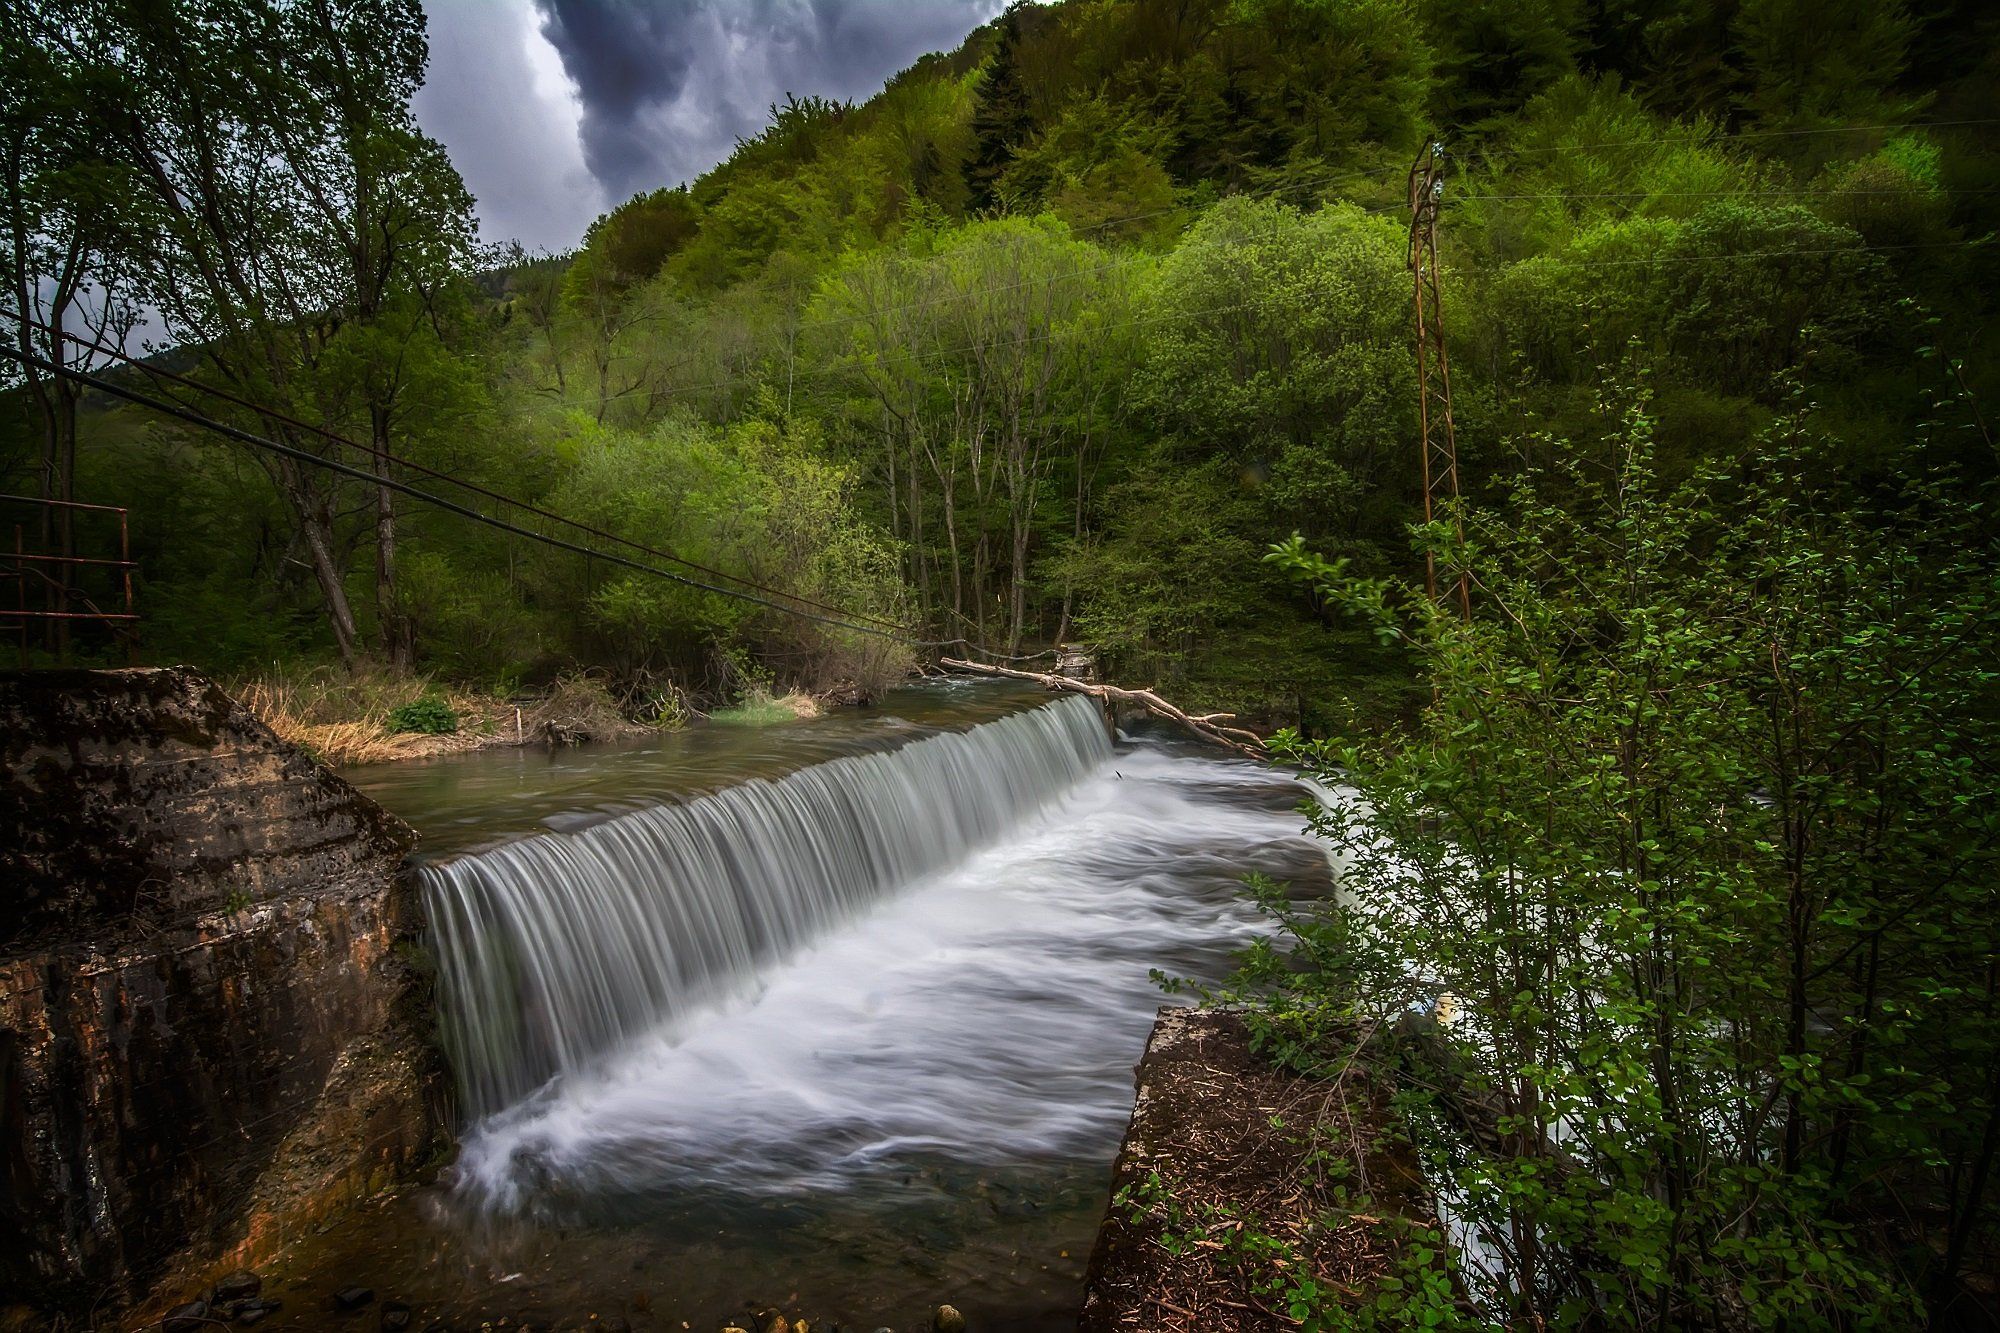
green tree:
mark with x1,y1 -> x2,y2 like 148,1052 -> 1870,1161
964,4 -> 1037,213
1262,383 -> 1999,1326
1734,0 -> 1916,127
58,0 -> 476,667
0,2 -> 137,651
1424,0 -> 1582,129
585,187 -> 702,288
1132,197 -> 1413,553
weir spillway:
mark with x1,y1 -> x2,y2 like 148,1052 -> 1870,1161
303,683 -> 1337,1324
424,694 -> 1113,1117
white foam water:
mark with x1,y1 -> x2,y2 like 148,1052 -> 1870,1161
425,695 -> 1114,1117
425,709 -> 1329,1222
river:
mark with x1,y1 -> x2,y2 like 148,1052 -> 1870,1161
270,681 -> 1328,1332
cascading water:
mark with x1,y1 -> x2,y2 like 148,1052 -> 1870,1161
424,693 -> 1112,1118
294,684 -> 1336,1326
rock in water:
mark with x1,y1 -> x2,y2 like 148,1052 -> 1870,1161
932,1307 -> 966,1333
236,1301 -> 283,1326
382,1299 -> 412,1330
214,1271 -> 262,1303
163,1300 -> 208,1332
334,1286 -> 376,1311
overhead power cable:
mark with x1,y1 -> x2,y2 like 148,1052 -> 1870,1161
0,341 -> 929,646
0,305 -> 909,633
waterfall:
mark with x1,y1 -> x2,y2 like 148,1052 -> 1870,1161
424,694 -> 1111,1119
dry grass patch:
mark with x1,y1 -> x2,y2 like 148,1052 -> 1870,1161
228,666 -> 653,767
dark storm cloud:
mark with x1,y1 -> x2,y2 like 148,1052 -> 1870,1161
418,0 -> 607,251
533,0 -> 1007,202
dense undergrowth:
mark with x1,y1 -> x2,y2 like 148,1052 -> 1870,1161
1188,385 -> 2000,1327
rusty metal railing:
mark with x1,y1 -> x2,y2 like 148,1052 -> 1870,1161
0,493 -> 138,664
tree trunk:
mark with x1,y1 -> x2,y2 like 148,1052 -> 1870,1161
1009,509 -> 1030,657
269,452 -> 360,667
370,405 -> 411,671
938,658 -> 1266,758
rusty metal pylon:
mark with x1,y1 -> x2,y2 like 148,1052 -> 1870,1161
1408,140 -> 1471,620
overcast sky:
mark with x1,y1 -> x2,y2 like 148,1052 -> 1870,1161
415,0 -> 1007,255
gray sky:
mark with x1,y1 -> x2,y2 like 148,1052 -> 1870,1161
416,0 -> 1006,255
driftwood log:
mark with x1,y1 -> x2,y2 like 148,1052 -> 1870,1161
938,657 -> 1267,760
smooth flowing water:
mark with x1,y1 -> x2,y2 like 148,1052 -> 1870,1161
296,683 -> 1330,1332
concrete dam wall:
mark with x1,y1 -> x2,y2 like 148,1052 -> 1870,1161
0,668 -> 442,1316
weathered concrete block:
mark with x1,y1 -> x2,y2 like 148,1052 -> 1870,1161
0,667 -> 440,1318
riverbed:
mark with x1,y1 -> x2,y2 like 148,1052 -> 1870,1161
262,682 -> 1327,1332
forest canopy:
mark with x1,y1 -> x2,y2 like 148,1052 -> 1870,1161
5,0 -> 1993,720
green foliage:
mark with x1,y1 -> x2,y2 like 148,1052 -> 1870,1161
385,694 -> 458,736
9,0 -> 1996,755
1132,198 -> 1411,517
1656,203 -> 1886,395
584,187 -> 702,286
1253,381 -> 1999,1326
1734,0 -> 1916,126
1425,0 -> 1581,129
964,4 -> 1035,213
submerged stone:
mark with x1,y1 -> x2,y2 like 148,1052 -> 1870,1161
214,1271 -> 262,1303
162,1299 -> 209,1332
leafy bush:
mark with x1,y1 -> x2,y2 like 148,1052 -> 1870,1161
1254,383 -> 1997,1327
386,694 -> 459,736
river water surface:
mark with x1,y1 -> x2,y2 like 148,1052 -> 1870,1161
279,682 -> 1326,1332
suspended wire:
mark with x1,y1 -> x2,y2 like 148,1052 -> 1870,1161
0,305 -> 911,633
12,134 -> 1988,651
1460,186 -> 2000,203
0,340 -> 935,647
1519,236 -> 1996,269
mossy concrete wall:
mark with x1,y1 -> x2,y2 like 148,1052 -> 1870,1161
0,668 -> 443,1317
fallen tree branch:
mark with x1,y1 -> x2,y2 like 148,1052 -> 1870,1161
938,657 -> 1268,761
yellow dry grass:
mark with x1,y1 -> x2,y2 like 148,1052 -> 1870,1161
228,666 -> 659,768
775,690 -> 823,719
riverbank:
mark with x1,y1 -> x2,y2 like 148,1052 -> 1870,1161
228,667 -> 832,766
1082,1009 -> 1449,1331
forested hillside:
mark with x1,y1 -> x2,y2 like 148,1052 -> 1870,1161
8,0 -> 1994,729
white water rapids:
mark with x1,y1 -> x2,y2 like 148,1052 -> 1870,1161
419,694 -> 1333,1231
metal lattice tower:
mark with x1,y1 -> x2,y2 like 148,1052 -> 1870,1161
1407,140 -> 1470,620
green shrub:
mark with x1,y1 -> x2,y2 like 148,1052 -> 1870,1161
386,695 -> 459,736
